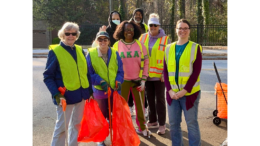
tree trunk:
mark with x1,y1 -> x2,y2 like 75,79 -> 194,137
170,0 -> 175,42
178,0 -> 185,19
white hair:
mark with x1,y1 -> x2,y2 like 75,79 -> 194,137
149,13 -> 160,20
58,22 -> 81,41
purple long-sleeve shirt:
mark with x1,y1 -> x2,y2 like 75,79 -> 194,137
163,45 -> 202,110
147,28 -> 171,81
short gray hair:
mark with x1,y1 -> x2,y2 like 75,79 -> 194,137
58,22 -> 81,41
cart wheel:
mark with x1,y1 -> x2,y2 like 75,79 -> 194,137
213,110 -> 218,117
213,117 -> 221,126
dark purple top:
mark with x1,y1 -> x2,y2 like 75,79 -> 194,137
163,45 -> 202,110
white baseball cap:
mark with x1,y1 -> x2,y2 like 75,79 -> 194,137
148,17 -> 160,25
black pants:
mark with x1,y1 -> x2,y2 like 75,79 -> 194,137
145,81 -> 166,126
128,90 -> 148,108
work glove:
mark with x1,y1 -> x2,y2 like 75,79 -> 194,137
136,80 -> 145,92
54,93 -> 66,105
114,81 -> 121,91
100,80 -> 108,92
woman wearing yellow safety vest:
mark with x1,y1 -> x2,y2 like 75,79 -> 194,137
43,22 -> 93,146
86,31 -> 124,146
139,13 -> 171,135
113,20 -> 151,137
164,19 -> 202,146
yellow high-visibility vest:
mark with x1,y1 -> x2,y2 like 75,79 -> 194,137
50,44 -> 89,91
89,47 -> 118,90
113,39 -> 148,79
139,33 -> 169,78
144,23 -> 148,33
165,41 -> 202,95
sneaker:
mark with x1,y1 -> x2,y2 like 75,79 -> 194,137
96,141 -> 106,146
221,137 -> 228,146
145,108 -> 148,118
136,129 -> 152,137
129,106 -> 136,116
147,121 -> 159,128
157,125 -> 166,135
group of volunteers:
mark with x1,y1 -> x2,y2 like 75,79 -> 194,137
43,7 -> 202,146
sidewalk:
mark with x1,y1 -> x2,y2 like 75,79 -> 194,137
33,46 -> 228,60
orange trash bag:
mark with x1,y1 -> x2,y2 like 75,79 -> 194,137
77,99 -> 109,143
215,83 -> 228,119
112,91 -> 140,146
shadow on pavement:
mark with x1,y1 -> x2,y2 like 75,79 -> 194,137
139,137 -> 168,146
165,123 -> 214,146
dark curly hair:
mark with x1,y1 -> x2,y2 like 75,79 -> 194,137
113,20 -> 142,40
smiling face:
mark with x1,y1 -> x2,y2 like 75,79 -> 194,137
64,29 -> 77,46
149,24 -> 160,36
176,22 -> 190,40
97,36 -> 109,49
124,23 -> 134,42
134,11 -> 142,23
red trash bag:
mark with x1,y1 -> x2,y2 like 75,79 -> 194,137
112,91 -> 140,146
77,99 -> 109,142
214,83 -> 228,119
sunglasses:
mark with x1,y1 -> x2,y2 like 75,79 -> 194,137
97,38 -> 109,42
149,24 -> 158,27
65,32 -> 77,36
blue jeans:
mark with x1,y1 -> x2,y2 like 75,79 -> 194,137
167,92 -> 201,146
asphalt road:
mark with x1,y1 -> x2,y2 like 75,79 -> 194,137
33,59 -> 227,146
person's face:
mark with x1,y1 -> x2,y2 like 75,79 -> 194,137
134,11 -> 142,22
64,29 -> 77,46
112,13 -> 120,20
176,22 -> 190,39
149,24 -> 160,35
124,24 -> 134,40
97,36 -> 109,48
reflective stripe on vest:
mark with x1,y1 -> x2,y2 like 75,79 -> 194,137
139,33 -> 168,78
113,39 -> 146,78
89,47 -> 118,90
165,41 -> 202,96
51,45 -> 89,91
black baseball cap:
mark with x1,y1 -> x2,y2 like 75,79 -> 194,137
96,31 -> 110,39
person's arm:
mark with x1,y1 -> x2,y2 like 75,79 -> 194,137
163,56 -> 172,92
161,37 -> 172,81
82,50 -> 93,95
43,51 -> 59,98
183,45 -> 202,92
115,51 -> 124,83
141,43 -> 149,81
86,54 -> 104,85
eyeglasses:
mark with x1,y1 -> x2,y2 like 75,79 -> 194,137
149,24 -> 158,27
97,38 -> 109,42
65,32 -> 77,36
176,28 -> 189,31
125,28 -> 134,32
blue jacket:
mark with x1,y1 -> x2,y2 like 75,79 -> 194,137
43,42 -> 93,105
86,47 -> 124,99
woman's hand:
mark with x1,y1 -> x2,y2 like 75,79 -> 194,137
176,89 -> 187,99
99,25 -> 107,32
168,90 -> 178,100
136,80 -> 145,92
160,74 -> 164,82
